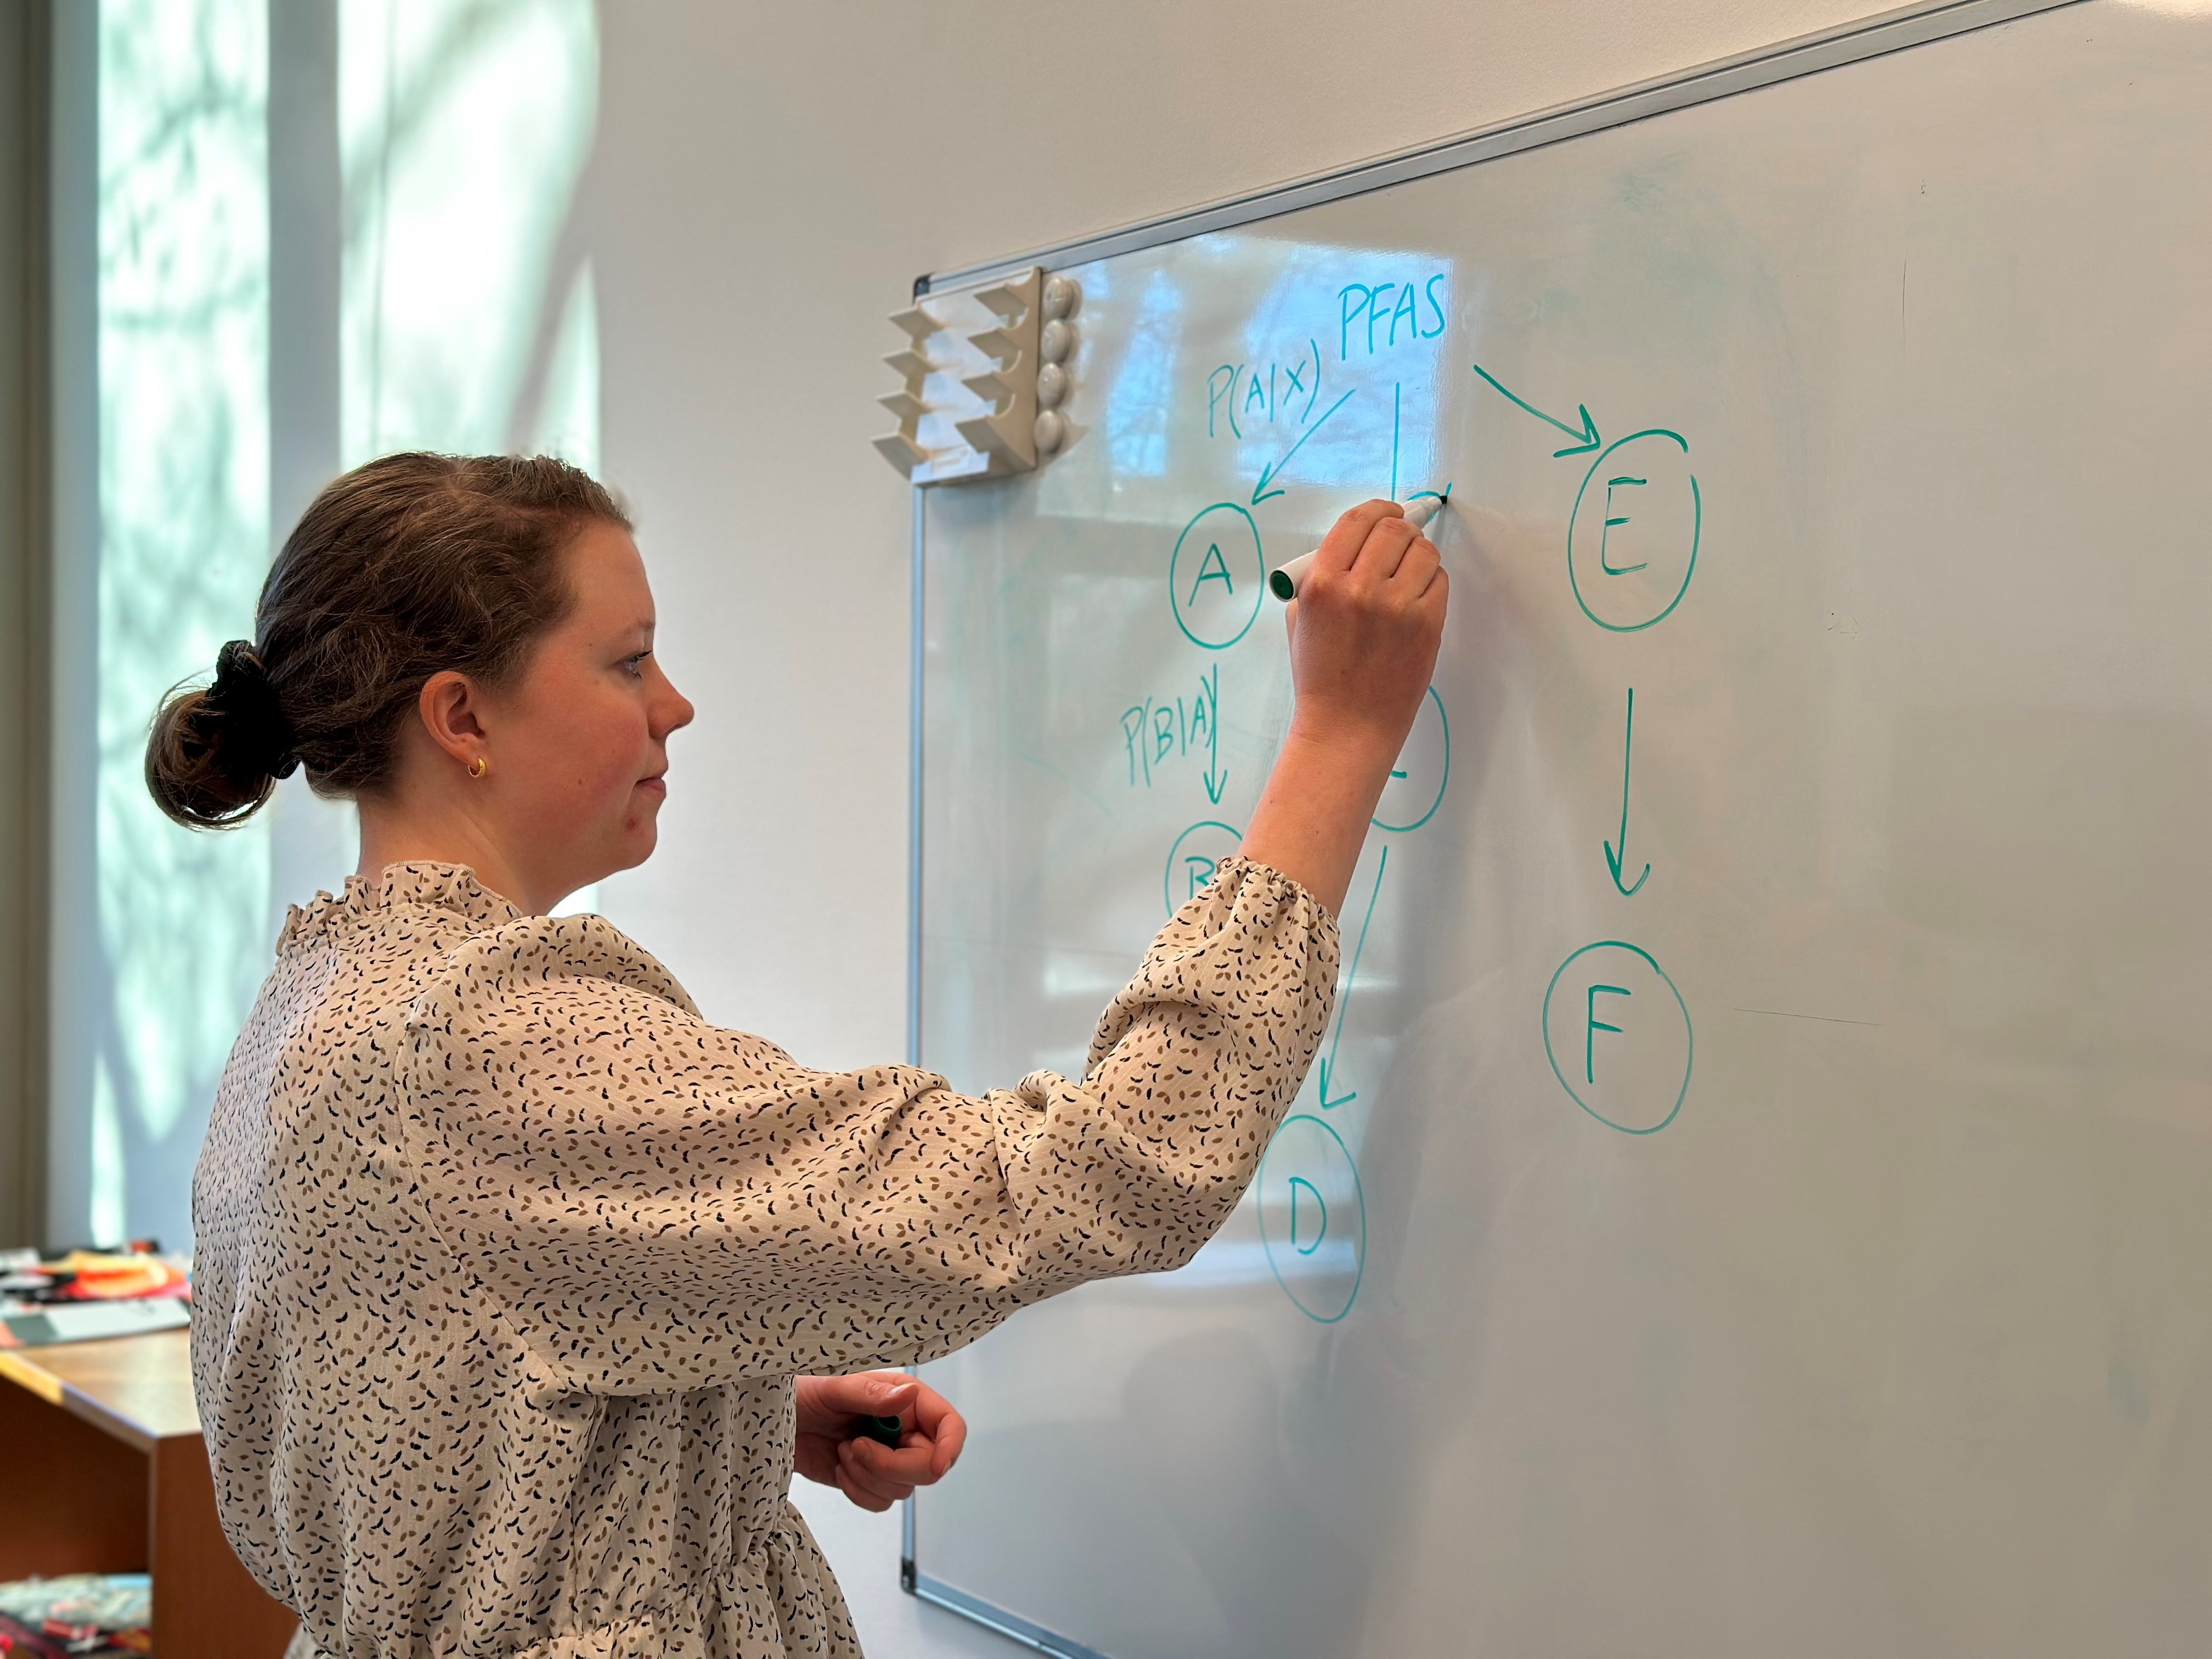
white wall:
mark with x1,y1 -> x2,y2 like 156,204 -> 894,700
583,0 -> 1898,1066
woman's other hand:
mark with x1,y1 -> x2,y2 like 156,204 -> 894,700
793,1371 -> 968,1513
1240,500 -> 1449,914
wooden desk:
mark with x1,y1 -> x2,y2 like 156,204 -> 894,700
0,1328 -> 297,1659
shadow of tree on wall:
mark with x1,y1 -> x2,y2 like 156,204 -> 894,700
83,0 -> 601,1247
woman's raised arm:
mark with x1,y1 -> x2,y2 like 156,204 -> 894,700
1242,499 -> 1447,915
396,500 -> 1447,1395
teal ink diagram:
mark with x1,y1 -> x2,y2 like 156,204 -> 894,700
1250,388 -> 1355,505
1119,665 -> 1224,800
1372,685 -> 1450,833
1567,432 -> 1700,633
1201,664 -> 1225,804
1257,1113 -> 1367,1323
1470,361 -> 1601,456
1169,504 -> 1267,650
1339,275 -> 1449,360
1316,845 -> 1389,1111
1207,341 -> 1322,439
1542,940 -> 1693,1134
1164,819 -> 1244,918
1471,363 -> 1702,633
1604,687 -> 1650,895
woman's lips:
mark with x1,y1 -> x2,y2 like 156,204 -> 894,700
637,775 -> 667,797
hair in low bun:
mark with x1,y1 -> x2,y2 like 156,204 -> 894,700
142,452 -> 630,832
146,641 -> 301,828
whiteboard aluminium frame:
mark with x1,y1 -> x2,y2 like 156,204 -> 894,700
897,0 -> 2081,1649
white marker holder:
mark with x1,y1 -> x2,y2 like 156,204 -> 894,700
874,269 -> 1083,485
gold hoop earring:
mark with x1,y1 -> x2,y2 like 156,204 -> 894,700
467,756 -> 488,779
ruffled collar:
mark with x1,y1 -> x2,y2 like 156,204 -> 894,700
279,860 -> 524,949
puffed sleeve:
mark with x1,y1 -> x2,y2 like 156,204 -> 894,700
400,856 -> 1338,1395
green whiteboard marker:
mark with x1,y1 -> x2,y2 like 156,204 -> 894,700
853,1414 -> 905,1449
1270,493 -> 1447,602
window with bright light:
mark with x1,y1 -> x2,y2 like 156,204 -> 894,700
61,0 -> 602,1249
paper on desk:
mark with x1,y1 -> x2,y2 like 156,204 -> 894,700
0,1299 -> 190,1347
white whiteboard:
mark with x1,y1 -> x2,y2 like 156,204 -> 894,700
911,4 -> 2212,1654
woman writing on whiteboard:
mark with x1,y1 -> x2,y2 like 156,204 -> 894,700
154,453 -> 1446,1659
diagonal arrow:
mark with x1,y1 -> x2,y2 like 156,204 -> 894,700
1603,686 -> 1651,896
1201,665 -> 1227,804
1471,363 -> 1601,457
1318,844 -> 1387,1109
1252,389 -> 1356,505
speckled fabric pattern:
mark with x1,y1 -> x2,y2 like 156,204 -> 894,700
192,857 -> 1336,1659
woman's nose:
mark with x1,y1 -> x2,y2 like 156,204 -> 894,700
654,674 -> 696,738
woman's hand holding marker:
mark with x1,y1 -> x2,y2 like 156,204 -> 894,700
793,1370 -> 969,1513
1270,492 -> 1447,601
1239,498 -> 1449,917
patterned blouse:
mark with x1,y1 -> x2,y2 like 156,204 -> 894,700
190,858 -> 1337,1659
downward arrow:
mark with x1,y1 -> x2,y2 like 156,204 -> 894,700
1252,390 -> 1355,505
1471,363 -> 1601,457
1201,665 -> 1226,803
1604,687 -> 1651,896
1318,1056 -> 1357,1111
1317,844 -> 1387,1109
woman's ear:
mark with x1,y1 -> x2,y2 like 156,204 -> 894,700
416,670 -> 489,770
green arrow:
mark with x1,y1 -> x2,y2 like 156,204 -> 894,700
1471,363 -> 1601,457
1317,844 -> 1387,1109
1201,665 -> 1227,803
1252,390 -> 1355,505
1603,687 -> 1651,896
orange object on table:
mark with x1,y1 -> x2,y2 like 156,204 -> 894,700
42,1252 -> 190,1302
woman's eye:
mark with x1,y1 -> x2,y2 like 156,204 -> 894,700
624,651 -> 651,677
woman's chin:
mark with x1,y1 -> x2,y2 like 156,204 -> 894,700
616,815 -> 661,867
584,790 -> 664,874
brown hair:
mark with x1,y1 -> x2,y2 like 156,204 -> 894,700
145,452 -> 630,829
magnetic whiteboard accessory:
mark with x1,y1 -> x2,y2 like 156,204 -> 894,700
1268,493 -> 1448,601
852,1414 -> 905,1449
1034,367 -> 1069,454
872,267 -> 1048,484
1030,283 -> 1082,457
